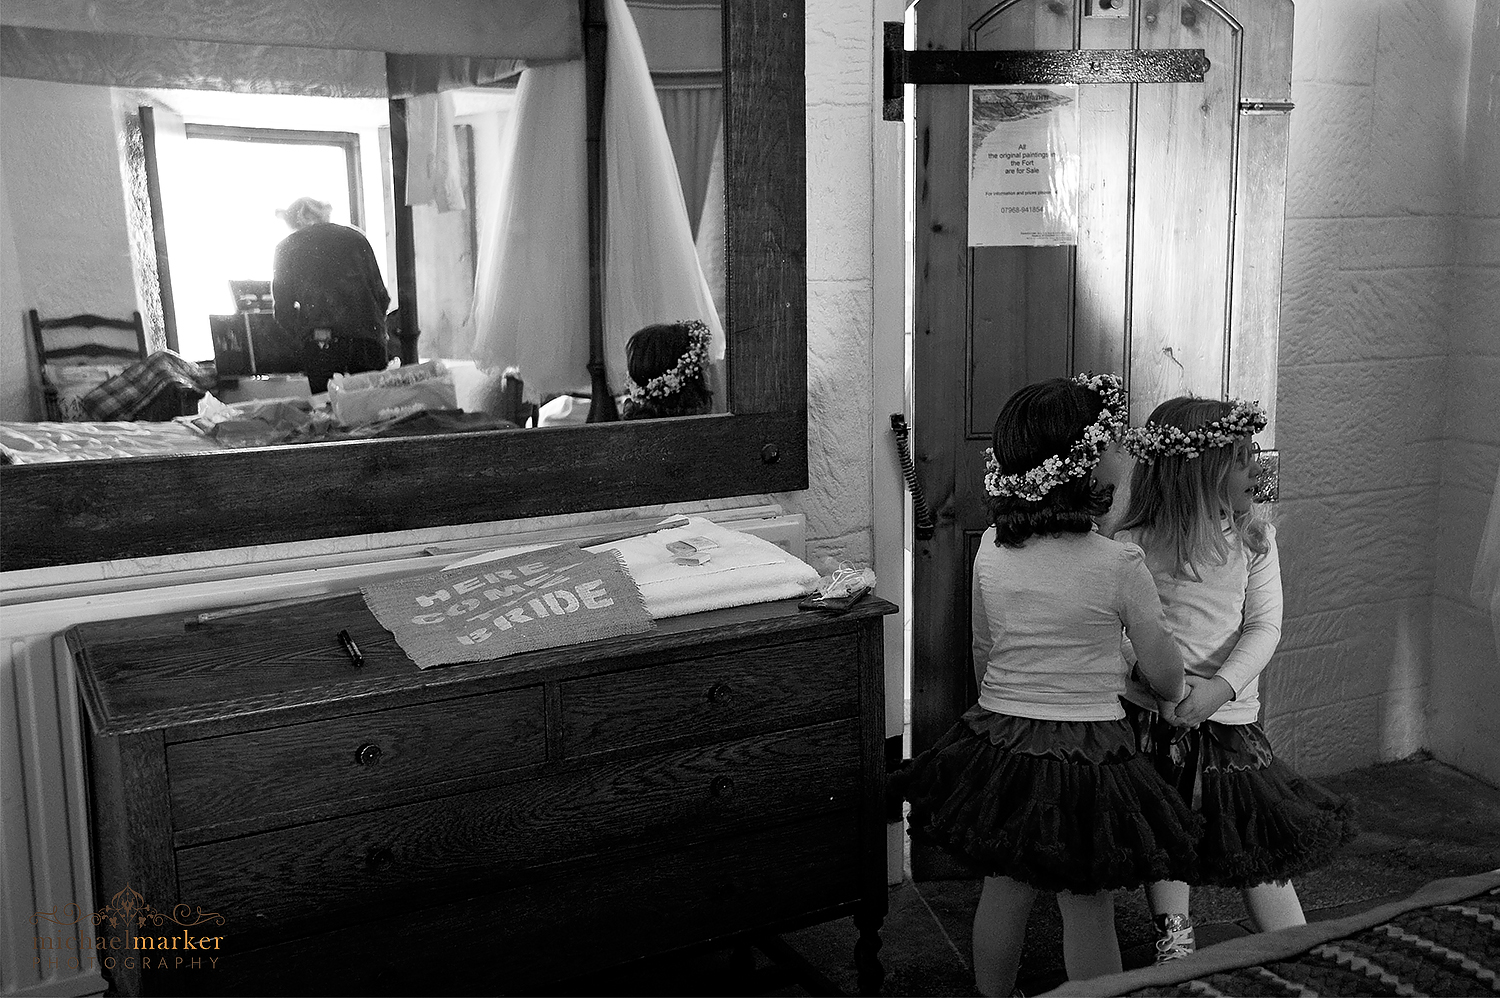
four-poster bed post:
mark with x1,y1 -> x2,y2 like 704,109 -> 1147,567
386,59 -> 422,367
583,0 -> 619,421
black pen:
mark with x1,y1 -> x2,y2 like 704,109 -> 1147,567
338,629 -> 364,668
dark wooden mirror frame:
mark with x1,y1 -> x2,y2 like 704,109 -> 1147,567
0,1 -> 807,573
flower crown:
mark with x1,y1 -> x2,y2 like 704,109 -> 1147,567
1121,398 -> 1268,462
983,373 -> 1127,502
623,319 -> 711,405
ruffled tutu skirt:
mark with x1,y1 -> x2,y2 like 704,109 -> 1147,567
892,705 -> 1203,894
1124,701 -> 1358,888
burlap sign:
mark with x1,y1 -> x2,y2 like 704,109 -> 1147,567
361,544 -> 653,669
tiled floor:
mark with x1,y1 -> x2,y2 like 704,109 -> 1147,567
552,755 -> 1500,996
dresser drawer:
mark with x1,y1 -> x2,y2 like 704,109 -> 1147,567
194,810 -> 862,997
176,718 -> 861,936
166,687 -> 546,834
561,633 -> 859,756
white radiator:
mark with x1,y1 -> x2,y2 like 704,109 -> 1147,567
2,633 -> 104,998
0,510 -> 805,998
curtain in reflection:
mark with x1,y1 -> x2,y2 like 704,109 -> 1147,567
694,119 -> 726,336
655,85 -> 722,238
385,55 -> 525,98
470,0 -> 722,399
602,0 -> 724,390
468,60 -> 590,398
0,26 -> 529,99
8,1 -> 582,64
405,92 -> 467,213
0,25 -> 390,96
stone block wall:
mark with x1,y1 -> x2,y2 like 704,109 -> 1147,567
1429,0 -> 1500,787
1267,0 -> 1479,776
787,0 -> 879,572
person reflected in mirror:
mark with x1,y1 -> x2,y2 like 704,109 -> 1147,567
272,196 -> 392,394
620,319 -> 714,420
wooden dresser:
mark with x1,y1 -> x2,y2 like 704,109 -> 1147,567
66,594 -> 894,996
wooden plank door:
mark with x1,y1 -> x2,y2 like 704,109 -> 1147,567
909,0 -> 1292,878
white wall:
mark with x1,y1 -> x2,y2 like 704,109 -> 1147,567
0,77 -> 140,422
1430,0 -> 1500,786
0,166 -> 29,422
779,0 -> 880,575
1261,0 -> 1478,777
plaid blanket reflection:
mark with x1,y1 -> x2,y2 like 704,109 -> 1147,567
81,351 -> 216,421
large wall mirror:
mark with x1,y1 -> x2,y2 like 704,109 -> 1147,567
0,0 -> 807,572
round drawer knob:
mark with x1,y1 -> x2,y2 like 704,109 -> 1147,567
365,846 -> 394,872
710,775 -> 735,798
707,682 -> 733,706
356,743 -> 382,766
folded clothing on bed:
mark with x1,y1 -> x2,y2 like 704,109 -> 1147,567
329,360 -> 457,428
43,363 -> 131,421
189,396 -> 327,448
587,516 -> 821,619
81,350 -> 216,421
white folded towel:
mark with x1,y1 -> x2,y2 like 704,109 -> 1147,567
588,516 -> 820,619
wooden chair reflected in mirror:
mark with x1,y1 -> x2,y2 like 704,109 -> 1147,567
26,309 -> 148,421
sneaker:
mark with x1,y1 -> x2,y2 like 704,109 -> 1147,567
1153,913 -> 1196,964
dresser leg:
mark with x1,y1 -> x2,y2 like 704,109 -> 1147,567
854,908 -> 885,996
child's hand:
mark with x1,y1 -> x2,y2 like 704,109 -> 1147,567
1156,694 -> 1191,727
1170,675 -> 1235,727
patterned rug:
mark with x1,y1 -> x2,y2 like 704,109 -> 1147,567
1041,870 -> 1500,998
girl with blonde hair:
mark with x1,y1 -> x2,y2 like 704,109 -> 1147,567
1115,396 -> 1357,963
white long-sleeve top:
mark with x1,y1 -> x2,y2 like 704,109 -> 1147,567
972,528 -> 1183,721
1119,523 -> 1283,725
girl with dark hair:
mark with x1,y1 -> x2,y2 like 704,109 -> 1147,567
895,374 -> 1201,997
1116,397 -> 1356,963
620,319 -> 714,419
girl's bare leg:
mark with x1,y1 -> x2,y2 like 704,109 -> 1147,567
1145,880 -> 1195,962
1243,880 -> 1305,932
972,875 -> 1037,997
1056,890 -> 1124,981
1146,880 -> 1191,918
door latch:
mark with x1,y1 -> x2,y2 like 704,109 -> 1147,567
891,414 -> 936,540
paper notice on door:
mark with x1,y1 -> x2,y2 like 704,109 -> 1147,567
967,85 -> 1080,247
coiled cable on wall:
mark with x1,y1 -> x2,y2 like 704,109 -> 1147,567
890,414 -> 936,540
